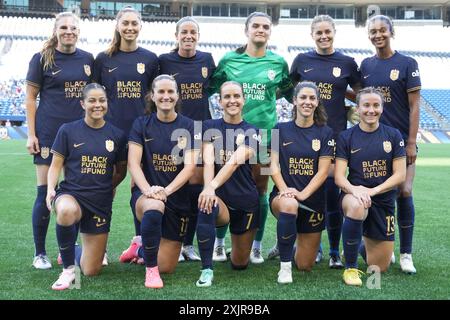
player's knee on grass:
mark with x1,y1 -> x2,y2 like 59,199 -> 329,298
231,261 -> 248,270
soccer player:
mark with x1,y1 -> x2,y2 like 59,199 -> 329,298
159,17 -> 216,262
361,15 -> 421,274
273,15 -> 360,268
46,83 -> 127,290
195,81 -> 260,287
269,81 -> 334,284
93,6 -> 159,246
121,75 -> 200,288
209,12 -> 293,264
335,87 -> 406,286
25,12 -> 94,269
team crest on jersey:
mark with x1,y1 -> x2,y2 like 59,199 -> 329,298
390,69 -> 399,81
312,139 -> 321,152
236,134 -> 245,146
84,64 -> 91,77
267,69 -> 276,81
383,141 -> 392,153
137,63 -> 145,74
178,136 -> 187,149
40,147 -> 50,159
332,67 -> 341,78
105,140 -> 114,152
202,67 -> 208,79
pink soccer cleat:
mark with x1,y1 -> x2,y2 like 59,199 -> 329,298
51,267 -> 76,291
119,236 -> 142,263
145,266 -> 163,289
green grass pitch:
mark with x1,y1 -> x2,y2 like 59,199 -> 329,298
0,140 -> 449,300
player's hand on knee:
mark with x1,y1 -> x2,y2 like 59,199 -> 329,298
278,187 -> 296,199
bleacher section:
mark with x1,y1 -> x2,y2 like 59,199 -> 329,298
1,16 -> 449,142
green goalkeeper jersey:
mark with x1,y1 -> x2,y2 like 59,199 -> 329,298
210,50 -> 293,133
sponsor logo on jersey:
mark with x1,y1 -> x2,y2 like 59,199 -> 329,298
40,147 -> 50,159
108,67 -> 118,73
383,141 -> 392,153
304,68 -> 313,73
400,140 -> 405,147
412,70 -> 420,77
332,67 -> 341,78
267,69 -> 276,81
202,67 -> 208,79
178,136 -> 187,149
282,141 -> 293,147
328,139 -> 335,147
390,69 -> 399,81
105,140 -> 114,152
235,133 -> 245,146
84,64 -> 91,77
351,148 -> 362,154
312,139 -> 320,151
52,70 -> 62,76
73,142 -> 85,148
137,63 -> 145,74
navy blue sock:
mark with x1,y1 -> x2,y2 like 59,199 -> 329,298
130,192 -> 141,236
141,210 -> 163,268
197,206 -> 219,269
326,178 -> 343,256
397,196 -> 415,254
184,184 -> 202,246
359,241 -> 367,263
32,185 -> 50,256
56,224 -> 77,269
75,244 -> 82,266
342,217 -> 363,269
277,212 -> 297,262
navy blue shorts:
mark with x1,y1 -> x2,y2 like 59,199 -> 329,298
269,193 -> 325,234
131,187 -> 189,242
54,191 -> 111,234
34,139 -> 54,165
227,205 -> 260,235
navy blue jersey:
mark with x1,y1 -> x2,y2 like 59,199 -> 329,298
159,50 -> 216,121
360,52 -> 421,139
93,48 -> 159,134
336,123 -> 406,201
271,121 -> 334,213
290,51 -> 360,135
26,49 -> 94,135
51,119 -> 127,214
203,118 -> 259,211
128,113 -> 200,212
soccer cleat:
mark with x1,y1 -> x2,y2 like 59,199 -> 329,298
196,268 -> 214,287
400,253 -> 417,274
390,252 -> 396,265
267,244 -> 280,260
102,252 -> 109,266
212,245 -> 227,262
57,253 -> 63,266
329,254 -> 344,269
250,248 -> 264,264
182,245 -> 201,261
178,251 -> 185,262
342,268 -> 364,286
51,267 -> 75,290
315,249 -> 323,264
277,263 -> 293,284
145,266 -> 163,289
33,254 -> 52,270
119,236 -> 141,263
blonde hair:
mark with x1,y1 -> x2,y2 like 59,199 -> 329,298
105,6 -> 141,57
40,12 -> 79,71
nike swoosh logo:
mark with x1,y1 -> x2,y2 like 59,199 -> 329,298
96,223 -> 107,227
283,142 -> 293,147
108,67 -> 118,73
171,73 -> 179,77
281,234 -> 295,240
386,232 -> 395,236
311,222 -> 322,227
74,143 -> 85,148
363,75 -> 370,79
346,240 -> 359,246
198,238 -> 210,244
52,70 -> 62,76
304,68 -> 313,73
145,246 -> 158,250
351,148 -> 361,154
144,138 -> 154,142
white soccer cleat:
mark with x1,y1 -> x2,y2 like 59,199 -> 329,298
267,244 -> 280,260
391,252 -> 396,264
102,252 -> 109,266
33,254 -> 52,270
277,263 -> 293,284
250,247 -> 264,264
400,253 -> 416,274
182,245 -> 201,261
52,267 -> 76,290
178,250 -> 185,262
212,245 -> 227,262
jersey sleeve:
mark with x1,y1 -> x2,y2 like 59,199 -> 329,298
278,59 -> 294,101
146,53 -> 160,88
335,131 -> 349,161
51,125 -> 69,159
208,56 -> 228,96
406,57 -> 421,93
128,117 -> 144,146
289,54 -> 301,83
116,132 -> 128,163
392,129 -> 406,160
348,58 -> 361,87
320,126 -> 335,158
92,53 -> 104,84
26,53 -> 43,88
